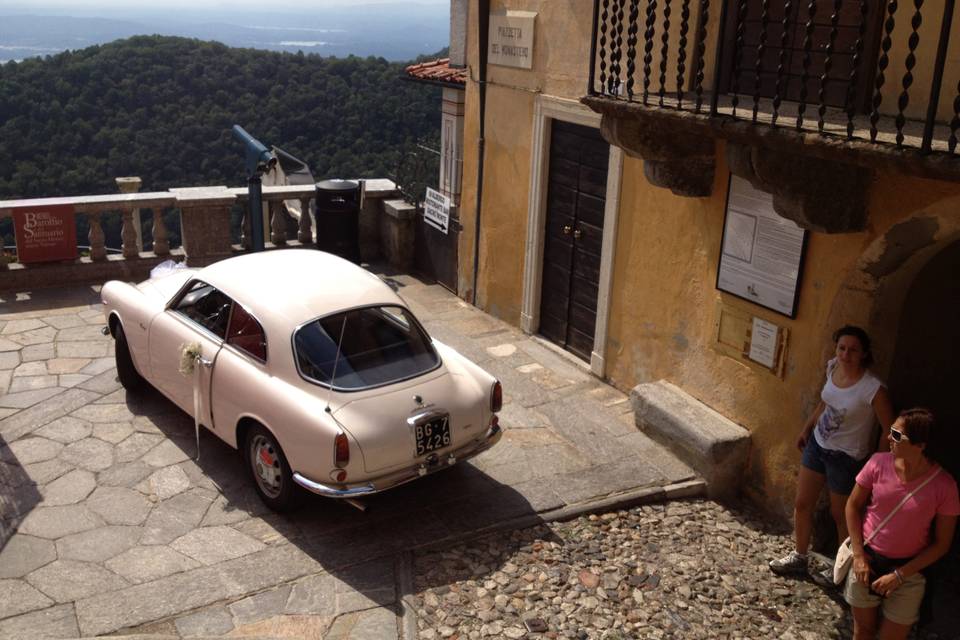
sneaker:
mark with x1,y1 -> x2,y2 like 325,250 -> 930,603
810,565 -> 840,589
769,551 -> 808,575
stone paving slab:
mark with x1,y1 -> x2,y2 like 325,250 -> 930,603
0,272 -> 698,638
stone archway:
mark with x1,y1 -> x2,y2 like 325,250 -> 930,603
824,212 -> 960,382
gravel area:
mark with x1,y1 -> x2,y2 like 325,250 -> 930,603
411,499 -> 953,640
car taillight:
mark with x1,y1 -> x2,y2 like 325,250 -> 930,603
334,431 -> 349,468
491,380 -> 502,413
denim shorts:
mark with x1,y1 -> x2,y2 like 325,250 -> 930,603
801,435 -> 865,495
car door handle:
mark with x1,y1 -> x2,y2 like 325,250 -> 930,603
573,229 -> 582,240
562,225 -> 572,235
197,356 -> 214,369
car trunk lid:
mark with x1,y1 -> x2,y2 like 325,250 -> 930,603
332,368 -> 487,474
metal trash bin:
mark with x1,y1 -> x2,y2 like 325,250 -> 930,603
315,179 -> 361,264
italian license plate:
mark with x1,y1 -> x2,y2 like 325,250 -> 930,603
414,415 -> 451,457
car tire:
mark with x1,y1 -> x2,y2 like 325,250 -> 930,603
245,424 -> 299,511
114,323 -> 145,391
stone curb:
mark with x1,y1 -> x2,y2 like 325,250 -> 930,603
396,478 -> 707,638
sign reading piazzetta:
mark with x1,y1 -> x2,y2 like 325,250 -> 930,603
12,204 -> 78,264
717,176 -> 806,317
489,11 -> 536,69
424,187 -> 450,234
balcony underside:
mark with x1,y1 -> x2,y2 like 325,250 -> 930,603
584,93 -> 960,233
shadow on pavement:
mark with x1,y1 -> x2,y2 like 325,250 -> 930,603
0,286 -> 102,314
0,435 -> 43,551
119,382 -> 540,613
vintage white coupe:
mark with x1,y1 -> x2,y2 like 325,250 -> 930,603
101,250 -> 502,510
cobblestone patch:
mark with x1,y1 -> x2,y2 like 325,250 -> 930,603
410,499 -> 949,640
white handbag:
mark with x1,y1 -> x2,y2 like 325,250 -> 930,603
833,467 -> 941,584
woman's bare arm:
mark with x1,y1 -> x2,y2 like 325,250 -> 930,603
845,483 -> 871,584
872,387 -> 895,451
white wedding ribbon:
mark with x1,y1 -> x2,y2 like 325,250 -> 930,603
192,358 -> 201,462
179,342 -> 203,461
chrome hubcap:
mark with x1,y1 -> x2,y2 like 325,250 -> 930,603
251,435 -> 282,498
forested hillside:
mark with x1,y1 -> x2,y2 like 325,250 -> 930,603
0,35 -> 440,200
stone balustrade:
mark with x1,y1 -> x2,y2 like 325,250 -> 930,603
0,179 -> 398,292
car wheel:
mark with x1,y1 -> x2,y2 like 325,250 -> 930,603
246,424 -> 299,511
114,323 -> 145,391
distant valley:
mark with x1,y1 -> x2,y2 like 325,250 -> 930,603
0,3 -> 449,62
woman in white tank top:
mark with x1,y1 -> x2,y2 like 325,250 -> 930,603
770,326 -> 895,581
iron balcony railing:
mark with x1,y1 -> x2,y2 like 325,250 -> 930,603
588,0 -> 960,155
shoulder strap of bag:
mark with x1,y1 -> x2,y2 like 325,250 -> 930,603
864,467 -> 941,545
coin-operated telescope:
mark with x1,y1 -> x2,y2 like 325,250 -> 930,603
232,125 -> 278,252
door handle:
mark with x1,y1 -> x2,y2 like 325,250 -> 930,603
562,225 -> 572,235
197,356 -> 214,369
573,229 -> 582,240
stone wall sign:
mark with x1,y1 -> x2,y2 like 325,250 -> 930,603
717,176 -> 807,318
12,204 -> 78,263
489,11 -> 536,69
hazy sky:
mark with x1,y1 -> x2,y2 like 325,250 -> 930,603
0,0 -> 447,7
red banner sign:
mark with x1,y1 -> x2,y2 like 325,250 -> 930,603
13,205 -> 78,264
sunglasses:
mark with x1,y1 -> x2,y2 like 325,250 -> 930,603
890,427 -> 911,443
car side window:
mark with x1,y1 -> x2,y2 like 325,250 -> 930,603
171,280 -> 232,339
226,303 -> 267,362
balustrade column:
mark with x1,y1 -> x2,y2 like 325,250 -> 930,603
87,211 -> 107,262
298,198 -> 313,244
121,208 -> 139,258
270,201 -> 287,245
115,177 -> 143,252
153,210 -> 170,256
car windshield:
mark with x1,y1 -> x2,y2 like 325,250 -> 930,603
294,305 -> 440,390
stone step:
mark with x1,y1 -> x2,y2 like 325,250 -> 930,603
630,380 -> 751,499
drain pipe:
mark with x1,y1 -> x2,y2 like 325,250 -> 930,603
471,0 -> 490,306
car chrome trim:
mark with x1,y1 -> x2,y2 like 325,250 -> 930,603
293,422 -> 503,499
406,408 -> 449,428
291,303 -> 442,393
292,474 -> 377,497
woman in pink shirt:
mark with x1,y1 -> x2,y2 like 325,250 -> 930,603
845,408 -> 960,639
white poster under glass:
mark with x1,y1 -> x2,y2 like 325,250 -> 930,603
717,176 -> 807,318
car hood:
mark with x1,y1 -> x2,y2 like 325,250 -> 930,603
332,365 -> 487,474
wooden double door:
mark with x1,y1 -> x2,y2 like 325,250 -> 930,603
538,120 -> 609,362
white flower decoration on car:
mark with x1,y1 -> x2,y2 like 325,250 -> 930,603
179,342 -> 202,376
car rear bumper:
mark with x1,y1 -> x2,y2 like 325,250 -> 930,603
292,421 -> 503,499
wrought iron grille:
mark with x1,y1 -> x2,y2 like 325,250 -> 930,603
393,144 -> 442,207
589,0 -> 959,155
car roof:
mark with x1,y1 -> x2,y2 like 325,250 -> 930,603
198,250 -> 404,328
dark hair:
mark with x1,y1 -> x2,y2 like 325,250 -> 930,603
898,408 -> 936,454
833,325 -> 874,368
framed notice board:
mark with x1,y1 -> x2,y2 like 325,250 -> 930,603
717,175 -> 807,318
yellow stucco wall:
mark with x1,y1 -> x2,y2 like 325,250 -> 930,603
458,0 -> 960,515
605,146 -> 960,512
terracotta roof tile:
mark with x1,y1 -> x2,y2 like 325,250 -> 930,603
404,58 -> 467,87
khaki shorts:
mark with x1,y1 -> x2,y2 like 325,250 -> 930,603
844,569 -> 926,625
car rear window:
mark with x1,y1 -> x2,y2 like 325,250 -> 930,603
294,305 -> 440,390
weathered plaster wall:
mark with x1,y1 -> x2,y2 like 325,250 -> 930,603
473,84 -> 535,321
